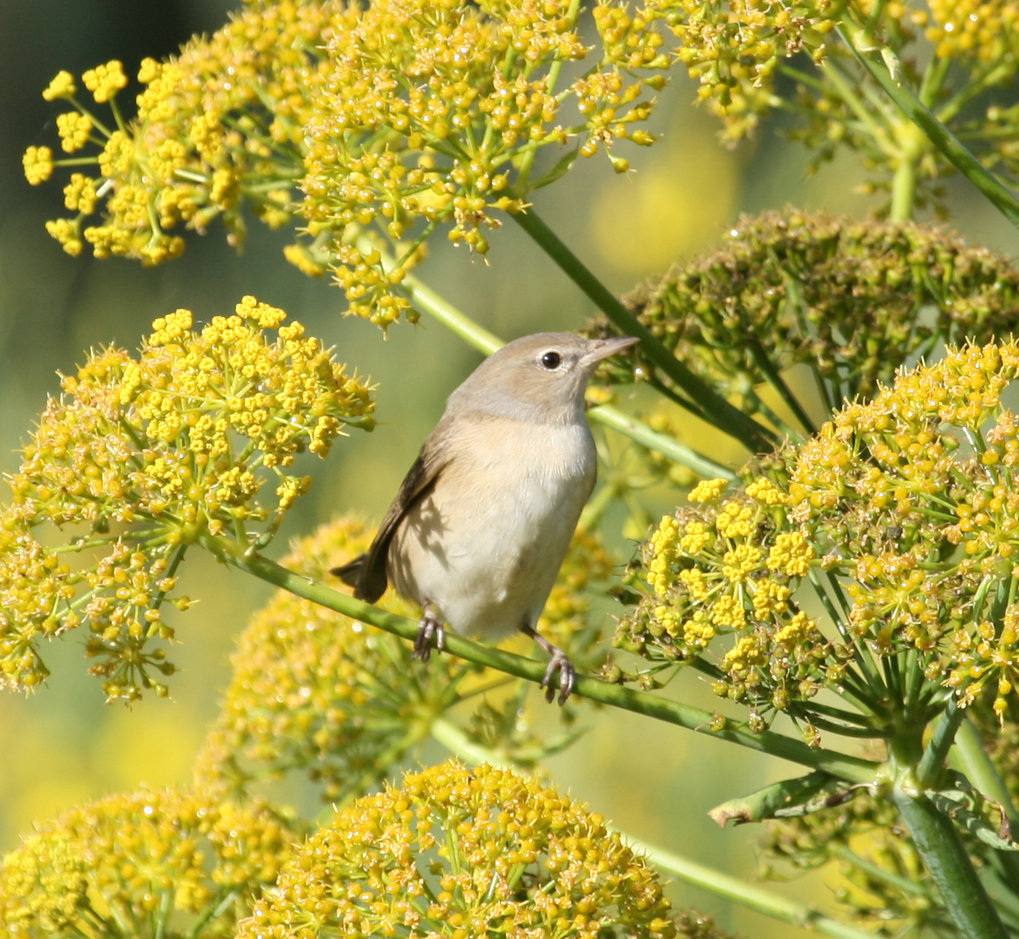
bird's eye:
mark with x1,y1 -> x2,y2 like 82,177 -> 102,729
540,351 -> 562,369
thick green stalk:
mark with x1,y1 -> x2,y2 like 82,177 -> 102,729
510,209 -> 777,453
230,549 -> 877,783
892,776 -> 1009,939
917,699 -> 965,787
952,717 -> 1019,824
888,126 -> 921,223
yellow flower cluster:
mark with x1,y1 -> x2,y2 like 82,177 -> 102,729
0,787 -> 295,939
81,60 -> 127,103
655,0 -> 1019,204
42,70 -> 75,101
21,146 -> 52,185
28,0 -> 673,326
790,339 -> 1019,718
621,339 -> 1019,737
918,0 -> 1019,64
0,297 -> 373,701
300,0 -> 670,325
663,0 -> 838,139
621,478 -> 826,730
238,759 -> 681,938
632,342 -> 1019,723
27,2 -> 346,265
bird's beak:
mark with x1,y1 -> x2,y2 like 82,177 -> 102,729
582,335 -> 639,367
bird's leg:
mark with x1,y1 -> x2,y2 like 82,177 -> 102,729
413,602 -> 445,662
520,623 -> 576,705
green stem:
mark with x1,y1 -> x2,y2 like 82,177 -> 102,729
514,0 -> 582,187
510,209 -> 777,453
390,264 -> 503,353
838,22 -> 1019,228
803,57 -> 897,158
578,476 -> 620,530
917,52 -> 951,110
393,253 -> 733,477
587,403 -> 733,479
893,776 -> 1010,939
888,131 -> 919,222
187,888 -> 239,939
831,843 -> 932,900
745,332 -> 817,437
808,569 -> 884,697
230,549 -> 878,783
622,832 -> 879,939
917,698 -> 965,787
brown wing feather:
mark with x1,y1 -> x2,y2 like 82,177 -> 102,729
332,432 -> 449,602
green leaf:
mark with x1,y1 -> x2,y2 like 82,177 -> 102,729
532,147 -> 579,189
708,771 -> 865,826
927,770 -> 1019,852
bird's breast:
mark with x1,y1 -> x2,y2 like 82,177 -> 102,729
388,416 -> 597,636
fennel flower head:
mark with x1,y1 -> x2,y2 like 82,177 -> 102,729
0,297 -> 373,701
28,0 -> 674,327
0,787 -> 295,939
239,758 -> 703,938
619,339 -> 1019,740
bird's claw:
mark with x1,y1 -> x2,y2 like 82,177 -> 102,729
540,650 -> 576,705
413,610 -> 444,662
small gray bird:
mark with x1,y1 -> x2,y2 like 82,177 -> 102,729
333,332 -> 637,703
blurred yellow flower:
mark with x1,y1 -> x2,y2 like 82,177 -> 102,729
0,787 -> 295,939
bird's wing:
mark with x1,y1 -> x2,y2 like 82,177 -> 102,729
332,429 -> 451,603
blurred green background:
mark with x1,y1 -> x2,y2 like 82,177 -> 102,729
3,1 -> 1019,935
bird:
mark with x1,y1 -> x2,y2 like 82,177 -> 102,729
333,331 -> 638,703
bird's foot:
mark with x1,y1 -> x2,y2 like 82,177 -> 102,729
540,650 -> 576,705
521,624 -> 576,705
413,605 -> 445,662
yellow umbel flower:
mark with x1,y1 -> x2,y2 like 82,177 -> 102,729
0,297 -> 374,701
29,0 -> 674,327
618,478 -> 825,734
21,146 -> 53,185
0,787 -> 295,938
238,759 -> 681,938
81,59 -> 127,103
41,69 -> 75,101
626,338 -> 1019,741
791,338 -> 1019,717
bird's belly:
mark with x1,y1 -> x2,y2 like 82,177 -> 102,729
389,436 -> 593,637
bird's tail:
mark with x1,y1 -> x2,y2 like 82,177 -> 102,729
331,555 -> 366,589
331,554 -> 389,604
